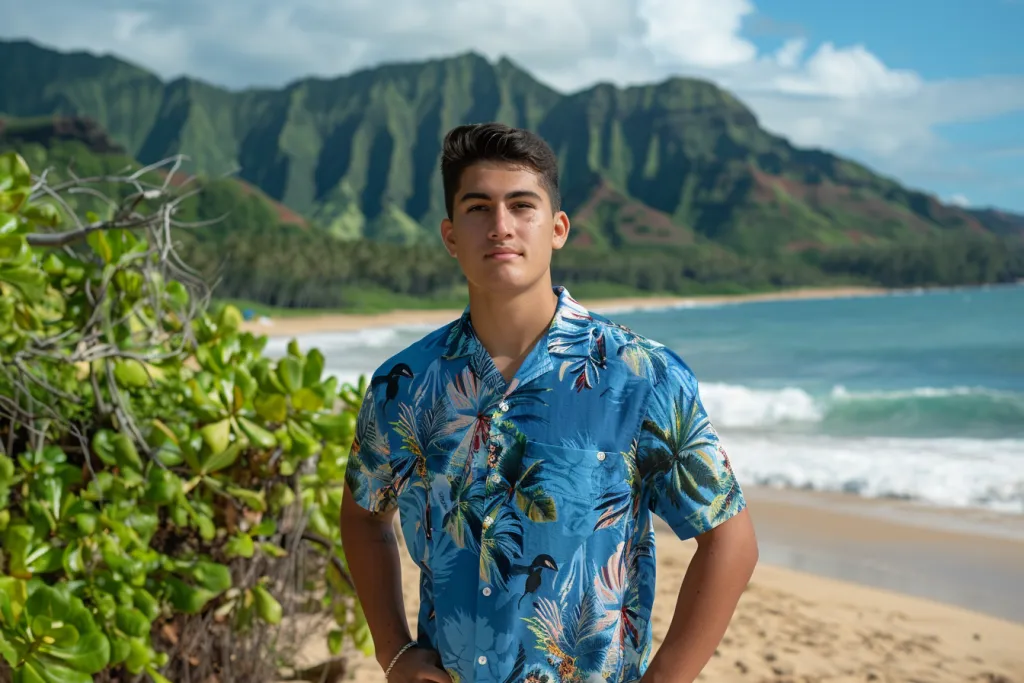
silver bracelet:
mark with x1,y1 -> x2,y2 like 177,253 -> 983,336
384,640 -> 418,679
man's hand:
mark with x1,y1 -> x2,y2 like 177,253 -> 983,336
387,646 -> 452,683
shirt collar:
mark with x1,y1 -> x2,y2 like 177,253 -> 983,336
442,286 -> 594,389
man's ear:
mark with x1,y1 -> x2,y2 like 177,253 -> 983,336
551,211 -> 571,250
440,217 -> 457,257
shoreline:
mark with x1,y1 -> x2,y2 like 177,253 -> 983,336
740,486 -> 1024,624
240,285 -> 889,337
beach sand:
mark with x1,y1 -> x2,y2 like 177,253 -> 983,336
292,487 -> 1024,683
241,286 -> 887,338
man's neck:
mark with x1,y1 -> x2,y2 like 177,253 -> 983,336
467,280 -> 559,383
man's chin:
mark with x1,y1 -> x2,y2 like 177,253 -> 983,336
468,270 -> 540,294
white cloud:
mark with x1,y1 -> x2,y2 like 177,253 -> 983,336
770,42 -> 922,98
636,0 -> 757,68
773,38 -> 806,69
948,194 -> 971,207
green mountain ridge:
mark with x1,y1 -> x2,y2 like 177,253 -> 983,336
1,37 -> 1021,259
4,112 -> 1022,312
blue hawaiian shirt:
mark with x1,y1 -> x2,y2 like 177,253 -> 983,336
345,286 -> 746,683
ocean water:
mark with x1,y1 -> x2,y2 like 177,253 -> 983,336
264,284 -> 1024,514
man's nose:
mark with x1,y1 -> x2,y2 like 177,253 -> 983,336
488,205 -> 513,238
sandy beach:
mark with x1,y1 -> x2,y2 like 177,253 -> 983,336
290,487 -> 1024,683
241,286 -> 888,337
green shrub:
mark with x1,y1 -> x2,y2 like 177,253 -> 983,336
0,151 -> 369,682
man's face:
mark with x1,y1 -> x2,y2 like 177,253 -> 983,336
440,161 -> 570,295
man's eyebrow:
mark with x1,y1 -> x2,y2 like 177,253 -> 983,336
457,190 -> 543,203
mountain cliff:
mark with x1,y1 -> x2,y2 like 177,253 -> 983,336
1,38 -> 1020,256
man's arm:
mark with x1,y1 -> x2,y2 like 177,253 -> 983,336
339,486 -> 410,668
340,486 -> 452,682
640,508 -> 758,683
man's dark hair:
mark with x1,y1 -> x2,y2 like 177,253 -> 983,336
441,122 -> 561,219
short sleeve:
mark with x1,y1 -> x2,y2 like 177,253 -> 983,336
344,385 -> 396,514
637,351 -> 745,541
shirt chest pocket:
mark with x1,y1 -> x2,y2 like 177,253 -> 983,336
520,440 -> 629,518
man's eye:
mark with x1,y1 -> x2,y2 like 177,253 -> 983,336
512,203 -> 534,210
467,205 -> 487,212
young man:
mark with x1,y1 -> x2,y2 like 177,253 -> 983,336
340,123 -> 758,683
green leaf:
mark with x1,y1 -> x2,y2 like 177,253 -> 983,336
0,235 -> 30,267
109,636 -> 131,666
21,201 -> 60,228
0,152 -> 31,212
200,441 -> 242,475
225,486 -> 266,512
328,628 -> 343,655
146,666 -> 174,683
218,304 -> 243,333
189,561 -> 232,593
311,412 -> 357,443
198,419 -> 231,456
252,584 -> 281,624
115,606 -> 151,639
306,506 -> 332,537
0,264 -> 48,299
268,483 -> 296,512
303,348 -> 325,386
165,577 -> 216,614
236,416 -> 276,449
292,387 -> 324,412
254,393 -> 287,423
0,211 -> 18,236
276,357 -> 303,394
111,433 -> 143,472
165,281 -> 189,309
113,359 -> 150,389
132,589 -> 160,622
86,230 -> 113,264
144,468 -> 182,505
259,542 -> 288,558
24,585 -> 110,673
16,661 -> 89,683
195,514 -> 215,541
287,420 -> 320,458
0,632 -> 15,667
124,637 -> 151,674
224,533 -> 255,559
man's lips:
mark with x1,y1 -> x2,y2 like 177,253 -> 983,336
486,250 -> 521,260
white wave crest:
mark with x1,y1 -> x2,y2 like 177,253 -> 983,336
723,433 -> 1024,514
699,383 -> 823,428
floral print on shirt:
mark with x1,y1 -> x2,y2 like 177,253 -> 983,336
345,286 -> 746,683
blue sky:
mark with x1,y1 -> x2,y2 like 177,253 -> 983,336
1,0 -> 1022,212
742,0 -> 1024,210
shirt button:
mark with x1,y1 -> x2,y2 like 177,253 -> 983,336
482,586 -> 491,596
597,451 -> 606,461
478,655 -> 488,665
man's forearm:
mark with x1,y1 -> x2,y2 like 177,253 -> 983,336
340,510 -> 414,669
642,515 -> 758,682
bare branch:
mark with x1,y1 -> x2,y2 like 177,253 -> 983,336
300,531 -> 356,592
25,213 -> 162,247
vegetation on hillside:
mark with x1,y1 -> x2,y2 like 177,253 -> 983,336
0,150 -> 369,682
2,120 -> 1023,313
2,38 -> 1021,259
